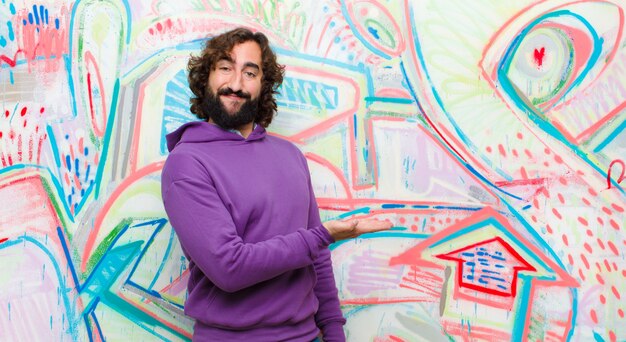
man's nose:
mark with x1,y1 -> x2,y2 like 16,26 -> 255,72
227,71 -> 243,92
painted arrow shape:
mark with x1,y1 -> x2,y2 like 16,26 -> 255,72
436,236 -> 537,297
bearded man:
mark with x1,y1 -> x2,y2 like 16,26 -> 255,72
161,27 -> 391,342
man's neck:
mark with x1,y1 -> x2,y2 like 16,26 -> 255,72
236,122 -> 254,138
208,119 -> 254,138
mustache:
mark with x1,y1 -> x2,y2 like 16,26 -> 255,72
216,88 -> 251,99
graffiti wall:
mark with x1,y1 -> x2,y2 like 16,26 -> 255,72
1,0 -> 624,341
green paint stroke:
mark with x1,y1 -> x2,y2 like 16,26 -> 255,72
84,218 -> 132,280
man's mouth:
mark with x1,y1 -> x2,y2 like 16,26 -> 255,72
218,88 -> 251,99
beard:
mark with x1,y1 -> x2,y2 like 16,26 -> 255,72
201,87 -> 259,130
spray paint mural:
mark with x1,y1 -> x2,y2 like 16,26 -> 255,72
0,0 -> 624,340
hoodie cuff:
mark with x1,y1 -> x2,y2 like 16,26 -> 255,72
299,225 -> 335,260
320,321 -> 346,342
315,224 -> 335,245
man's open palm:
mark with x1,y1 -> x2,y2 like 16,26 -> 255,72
324,219 -> 393,241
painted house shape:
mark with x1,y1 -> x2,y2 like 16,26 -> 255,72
437,236 -> 536,298
390,207 -> 578,341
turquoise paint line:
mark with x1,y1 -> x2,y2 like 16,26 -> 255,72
429,219 -> 492,247
63,55 -> 78,118
0,19 -> 10,42
364,96 -> 414,104
45,125 -> 79,218
364,63 -> 375,98
593,331 -> 606,342
74,182 -> 95,214
276,46 -> 370,75
503,200 -> 573,273
0,164 -> 26,176
510,275 -> 532,342
329,231 -> 430,251
94,79 -> 120,199
343,305 -> 372,318
337,206 -> 371,218
46,125 -> 61,167
100,288 -> 189,340
47,168 -> 75,222
594,117 -> 626,152
119,0 -> 131,43
8,102 -> 18,123
405,8 -> 477,153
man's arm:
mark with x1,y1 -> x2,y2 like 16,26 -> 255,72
161,153 -> 334,293
312,247 -> 347,341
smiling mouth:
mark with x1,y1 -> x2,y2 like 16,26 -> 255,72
217,88 -> 251,99
223,94 -> 243,99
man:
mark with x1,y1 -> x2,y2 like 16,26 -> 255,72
161,27 -> 391,341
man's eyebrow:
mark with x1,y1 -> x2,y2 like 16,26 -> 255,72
217,56 -> 234,63
243,62 -> 260,71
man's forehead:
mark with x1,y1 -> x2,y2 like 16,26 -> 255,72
218,43 -> 262,67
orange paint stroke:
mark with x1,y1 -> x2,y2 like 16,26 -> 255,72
304,152 -> 353,202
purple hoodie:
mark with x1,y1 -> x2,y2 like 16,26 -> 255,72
161,121 -> 346,341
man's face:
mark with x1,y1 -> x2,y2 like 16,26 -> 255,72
204,40 -> 263,129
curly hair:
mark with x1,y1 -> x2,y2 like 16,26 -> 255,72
187,27 -> 285,127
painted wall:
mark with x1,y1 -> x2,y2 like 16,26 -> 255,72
1,0 -> 624,341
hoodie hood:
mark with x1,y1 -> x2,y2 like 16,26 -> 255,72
166,121 -> 267,152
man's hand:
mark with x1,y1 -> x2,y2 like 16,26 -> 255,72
323,219 -> 393,241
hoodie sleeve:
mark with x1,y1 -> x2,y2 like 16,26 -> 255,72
301,156 -> 347,341
161,153 -> 334,293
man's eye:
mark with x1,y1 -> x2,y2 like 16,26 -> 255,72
245,71 -> 257,78
217,66 -> 232,74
